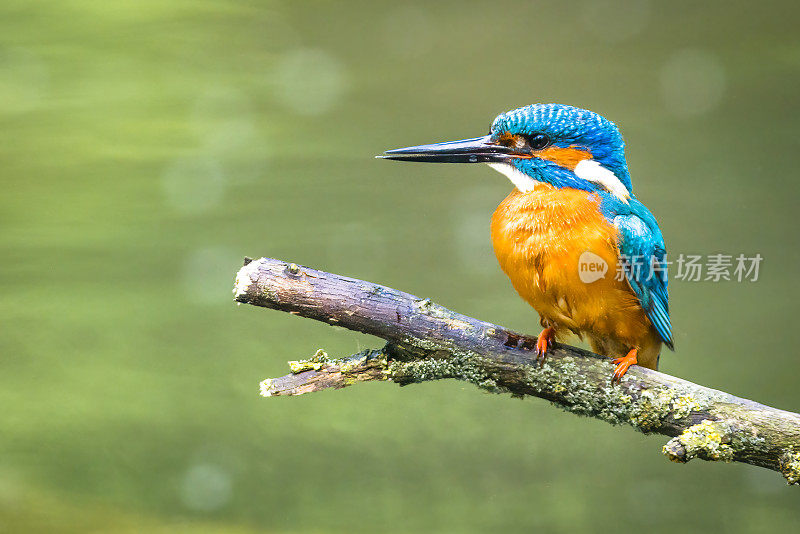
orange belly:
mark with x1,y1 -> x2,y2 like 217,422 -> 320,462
490,185 -> 662,369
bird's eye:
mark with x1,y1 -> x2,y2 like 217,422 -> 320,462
525,133 -> 551,150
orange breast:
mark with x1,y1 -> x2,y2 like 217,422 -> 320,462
490,184 -> 659,363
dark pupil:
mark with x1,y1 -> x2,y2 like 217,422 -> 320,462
527,133 -> 550,150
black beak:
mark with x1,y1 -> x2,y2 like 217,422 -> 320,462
377,135 -> 520,163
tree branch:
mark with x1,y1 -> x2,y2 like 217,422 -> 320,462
234,257 -> 800,485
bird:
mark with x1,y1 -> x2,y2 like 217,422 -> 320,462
379,103 -> 673,382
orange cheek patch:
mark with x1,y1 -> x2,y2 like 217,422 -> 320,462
537,146 -> 592,170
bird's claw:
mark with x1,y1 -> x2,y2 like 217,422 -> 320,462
535,327 -> 556,367
611,348 -> 638,385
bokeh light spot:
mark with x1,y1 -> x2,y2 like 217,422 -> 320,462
659,49 -> 726,118
274,48 -> 348,116
180,463 -> 233,512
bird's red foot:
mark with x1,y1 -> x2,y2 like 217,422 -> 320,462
611,348 -> 638,384
535,327 -> 556,365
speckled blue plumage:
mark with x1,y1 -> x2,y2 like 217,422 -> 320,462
601,194 -> 673,349
491,103 -> 632,192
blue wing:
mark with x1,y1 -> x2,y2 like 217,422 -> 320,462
612,202 -> 674,350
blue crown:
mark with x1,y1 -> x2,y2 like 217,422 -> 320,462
490,103 -> 631,192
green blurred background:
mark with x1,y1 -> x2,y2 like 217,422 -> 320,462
2,0 -> 799,532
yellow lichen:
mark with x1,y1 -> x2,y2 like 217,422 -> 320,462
671,395 -> 701,420
629,388 -> 702,431
258,378 -> 273,397
288,349 -> 330,373
779,451 -> 800,485
288,360 -> 319,372
629,389 -> 676,431
664,419 -> 734,462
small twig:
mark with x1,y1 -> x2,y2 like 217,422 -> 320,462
234,257 -> 800,485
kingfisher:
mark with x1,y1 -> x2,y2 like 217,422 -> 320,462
379,103 -> 673,381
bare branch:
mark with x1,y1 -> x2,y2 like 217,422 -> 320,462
234,257 -> 800,485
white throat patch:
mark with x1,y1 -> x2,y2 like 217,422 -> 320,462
487,163 -> 539,191
573,159 -> 630,201
488,160 -> 631,201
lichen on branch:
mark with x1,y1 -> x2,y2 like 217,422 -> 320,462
237,257 -> 800,486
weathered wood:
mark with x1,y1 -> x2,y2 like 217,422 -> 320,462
234,257 -> 800,485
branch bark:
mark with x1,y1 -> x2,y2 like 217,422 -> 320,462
234,257 -> 800,485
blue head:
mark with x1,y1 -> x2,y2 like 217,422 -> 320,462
381,103 -> 632,201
